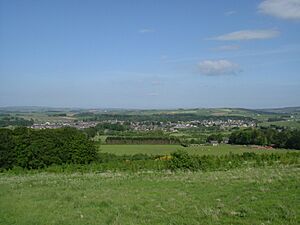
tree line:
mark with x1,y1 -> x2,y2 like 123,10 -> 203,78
0,127 -> 97,169
0,116 -> 34,127
229,128 -> 300,149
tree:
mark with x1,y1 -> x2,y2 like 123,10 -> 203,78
0,129 -> 15,169
286,130 -> 300,150
0,127 -> 98,169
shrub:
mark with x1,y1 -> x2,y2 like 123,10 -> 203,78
167,150 -> 300,171
0,127 -> 98,169
168,150 -> 201,171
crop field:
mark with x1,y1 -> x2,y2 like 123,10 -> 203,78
99,144 -> 296,156
0,165 -> 299,225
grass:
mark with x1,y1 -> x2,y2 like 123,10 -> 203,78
99,144 -> 297,156
99,144 -> 181,155
0,165 -> 299,225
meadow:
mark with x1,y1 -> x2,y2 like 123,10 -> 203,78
99,144 -> 296,156
0,165 -> 299,225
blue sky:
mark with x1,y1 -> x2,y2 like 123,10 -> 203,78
1,0 -> 300,109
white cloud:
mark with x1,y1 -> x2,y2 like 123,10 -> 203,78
198,60 -> 240,76
259,0 -> 300,20
213,45 -> 240,51
210,29 -> 280,41
139,28 -> 155,33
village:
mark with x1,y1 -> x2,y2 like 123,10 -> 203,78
29,118 -> 256,131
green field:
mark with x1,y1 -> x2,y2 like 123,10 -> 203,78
99,144 -> 296,156
0,166 -> 299,225
100,144 -> 181,155
259,120 -> 300,129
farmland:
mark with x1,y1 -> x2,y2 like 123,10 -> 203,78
1,107 -> 300,225
0,165 -> 299,225
99,144 -> 297,156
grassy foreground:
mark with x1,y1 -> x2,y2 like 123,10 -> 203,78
0,166 -> 299,225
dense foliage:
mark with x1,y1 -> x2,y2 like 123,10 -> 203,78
0,127 -> 97,169
0,116 -> 34,127
5,150 -> 299,174
206,133 -> 224,143
167,150 -> 299,171
229,128 -> 300,149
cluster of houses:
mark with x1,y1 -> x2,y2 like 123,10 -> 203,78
127,119 -> 256,132
197,119 -> 256,128
30,118 -> 256,131
30,121 -> 98,129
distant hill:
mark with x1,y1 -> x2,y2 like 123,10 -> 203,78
0,106 -> 81,113
254,107 -> 300,114
1,106 -> 299,115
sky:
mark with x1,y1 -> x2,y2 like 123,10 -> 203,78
0,0 -> 300,109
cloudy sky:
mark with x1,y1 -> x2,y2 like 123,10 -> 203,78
1,0 -> 300,109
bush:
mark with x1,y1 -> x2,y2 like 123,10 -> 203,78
0,127 -> 98,169
167,150 -> 201,171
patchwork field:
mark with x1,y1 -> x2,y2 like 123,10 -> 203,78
0,166 -> 299,225
99,144 -> 296,156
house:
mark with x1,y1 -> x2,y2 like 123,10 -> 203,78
222,138 -> 229,144
210,141 -> 219,146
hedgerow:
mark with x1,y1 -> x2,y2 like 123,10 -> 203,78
167,150 -> 300,171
